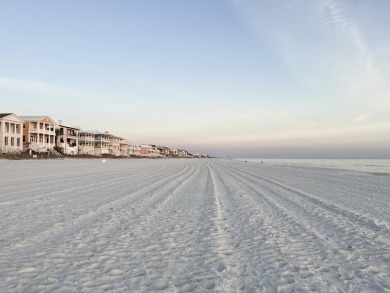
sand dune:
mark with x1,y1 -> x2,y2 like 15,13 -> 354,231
0,159 -> 389,292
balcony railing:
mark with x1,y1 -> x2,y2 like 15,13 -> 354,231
29,128 -> 55,135
66,133 -> 79,137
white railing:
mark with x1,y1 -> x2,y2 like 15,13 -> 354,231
28,142 -> 56,153
29,128 -> 55,135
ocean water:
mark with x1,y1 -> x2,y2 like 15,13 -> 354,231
239,159 -> 390,174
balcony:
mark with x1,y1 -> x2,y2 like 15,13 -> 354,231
66,132 -> 79,138
30,128 -> 55,135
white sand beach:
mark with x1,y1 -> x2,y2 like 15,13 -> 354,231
0,158 -> 389,292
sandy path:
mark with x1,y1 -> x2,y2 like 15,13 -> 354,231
0,159 -> 389,292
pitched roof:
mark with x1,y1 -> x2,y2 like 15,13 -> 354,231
87,130 -> 106,135
19,116 -> 48,120
0,113 -> 13,118
108,134 -> 124,140
19,116 -> 57,125
58,124 -> 79,130
0,113 -> 25,122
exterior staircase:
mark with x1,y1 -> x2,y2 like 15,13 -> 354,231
48,148 -> 62,156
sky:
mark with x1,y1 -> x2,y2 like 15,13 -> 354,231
1,0 -> 390,158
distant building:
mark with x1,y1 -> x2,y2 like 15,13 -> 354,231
107,132 -> 123,156
139,144 -> 149,156
56,121 -> 79,155
178,149 -> 190,157
89,130 -> 109,156
139,144 -> 162,157
20,116 -> 57,153
129,143 -> 139,156
157,146 -> 170,157
78,129 -> 95,155
120,141 -> 130,157
0,113 -> 24,154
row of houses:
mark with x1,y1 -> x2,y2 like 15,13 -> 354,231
0,113 -> 209,158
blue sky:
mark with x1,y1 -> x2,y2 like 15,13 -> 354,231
1,0 -> 389,158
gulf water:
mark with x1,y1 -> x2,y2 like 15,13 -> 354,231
238,159 -> 390,174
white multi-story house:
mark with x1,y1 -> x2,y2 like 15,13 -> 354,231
108,133 -> 123,156
121,142 -> 139,157
157,146 -> 171,157
0,113 -> 24,154
120,141 -> 130,157
178,149 -> 191,157
78,129 -> 95,155
56,121 -> 79,155
170,149 -> 179,157
140,144 -> 162,157
129,143 -> 139,156
90,130 -> 109,156
20,116 -> 57,153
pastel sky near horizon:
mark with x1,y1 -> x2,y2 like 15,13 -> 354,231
1,0 -> 389,158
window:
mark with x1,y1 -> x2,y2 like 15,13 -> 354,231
5,136 -> 8,146
23,135 -> 25,142
17,138 -> 20,147
5,123 -> 9,133
11,137 -> 14,146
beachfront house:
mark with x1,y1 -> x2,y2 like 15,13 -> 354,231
120,141 -> 129,156
178,149 -> 191,157
119,141 -> 140,157
20,116 -> 57,153
0,113 -> 24,154
90,130 -> 109,156
108,133 -> 123,156
56,121 -> 79,155
139,145 -> 149,157
139,144 -> 162,157
157,146 -> 171,157
78,129 -> 95,155
131,144 -> 140,156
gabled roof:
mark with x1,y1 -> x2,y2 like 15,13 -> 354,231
19,116 -> 57,125
0,113 -> 25,122
108,134 -> 124,140
59,124 -> 79,130
0,113 -> 13,118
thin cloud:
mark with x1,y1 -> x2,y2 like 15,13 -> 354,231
319,0 -> 374,78
0,76 -> 98,99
